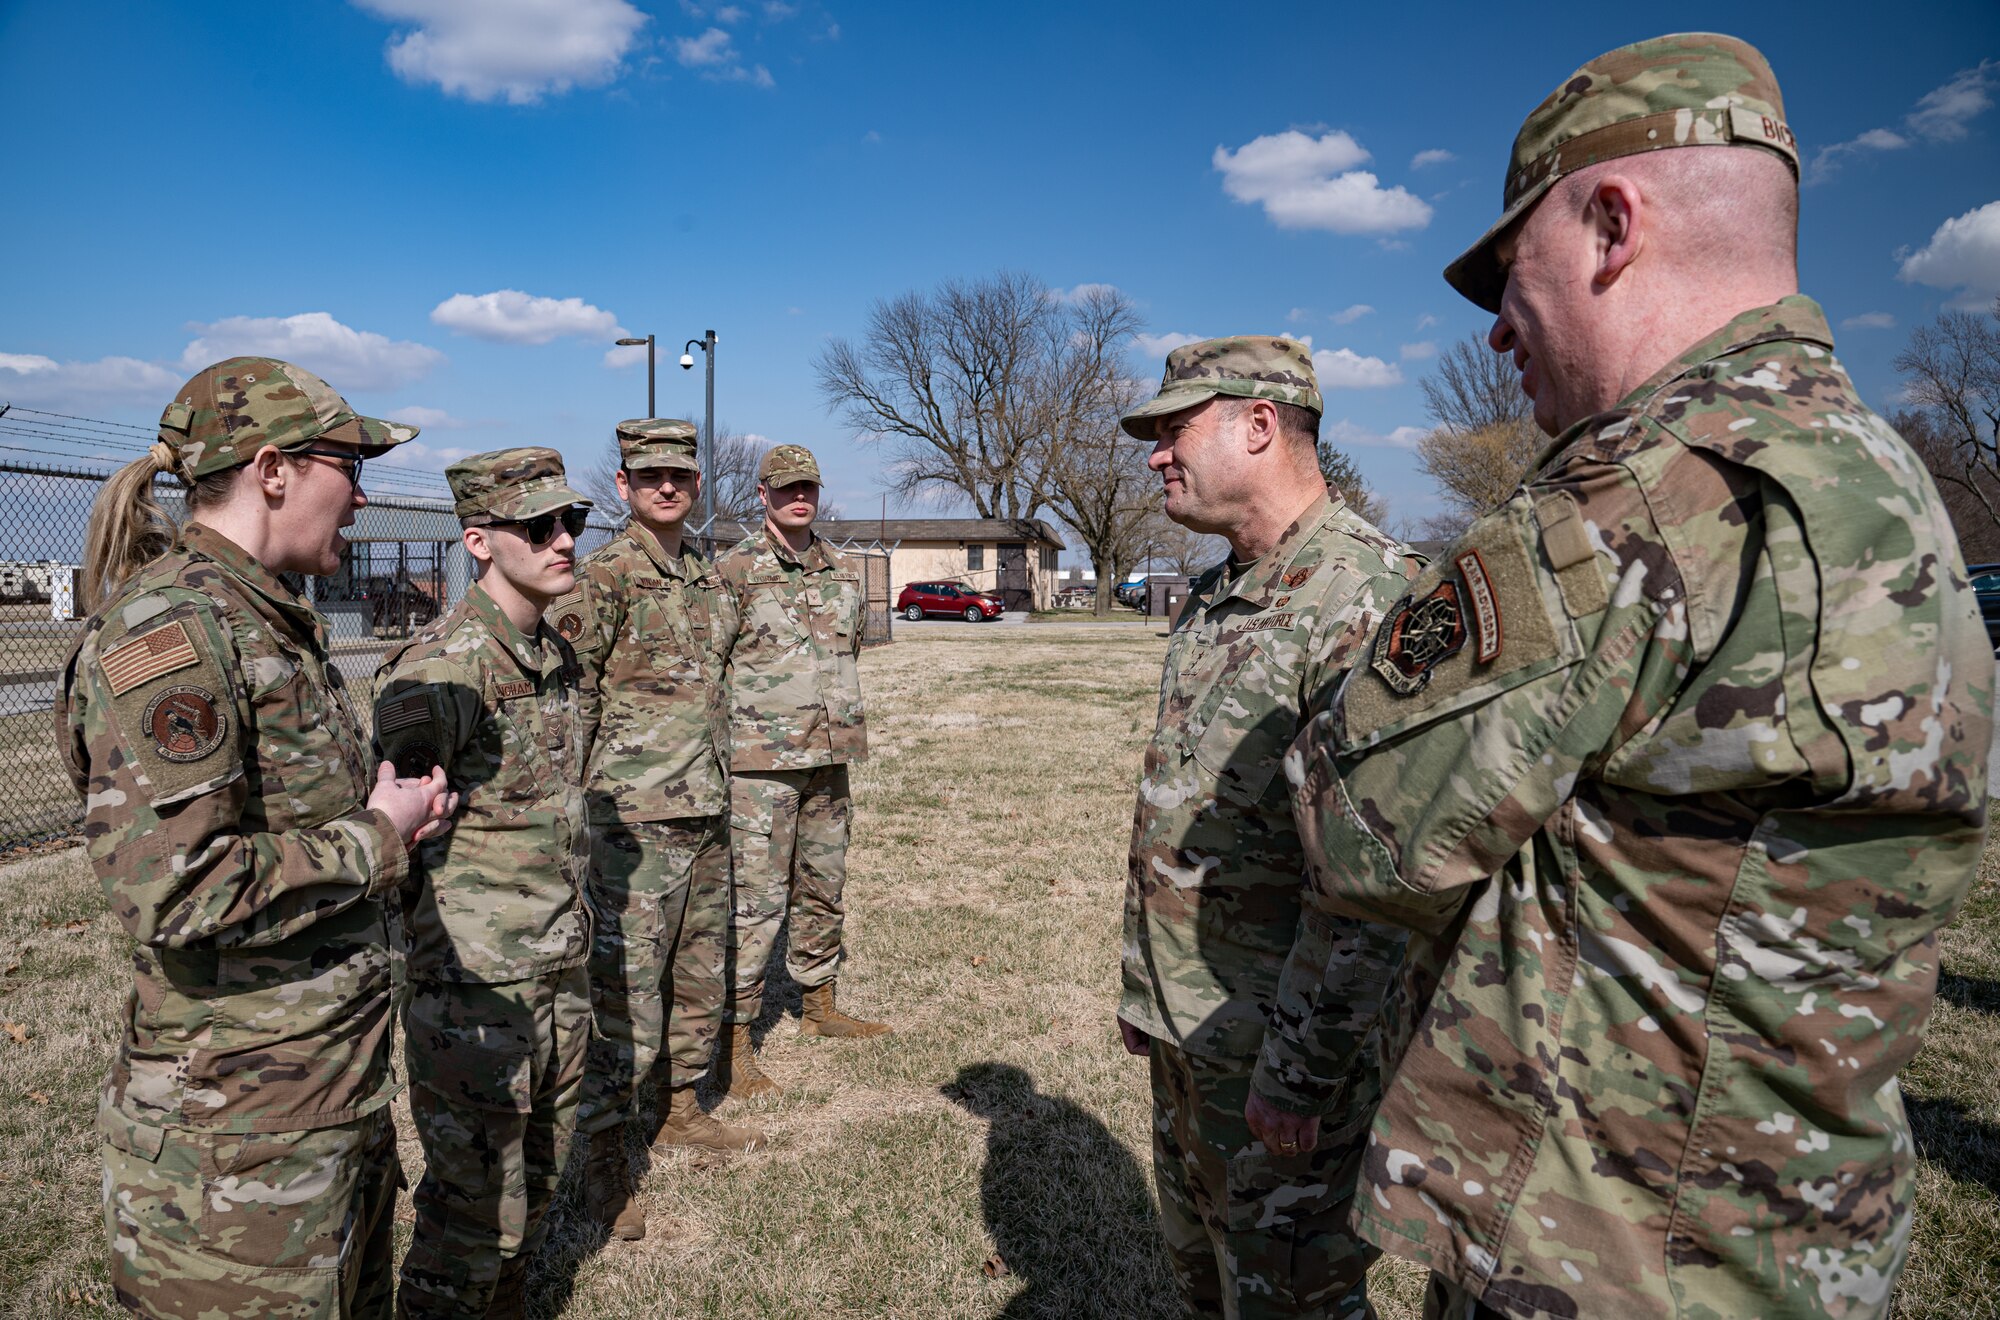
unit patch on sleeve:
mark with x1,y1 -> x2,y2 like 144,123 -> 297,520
1371,580 -> 1467,695
141,685 -> 227,762
101,620 -> 200,696
547,588 -> 587,642
1456,549 -> 1502,663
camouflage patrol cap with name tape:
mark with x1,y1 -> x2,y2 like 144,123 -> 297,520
758,443 -> 821,487
1445,32 -> 1799,314
446,446 -> 592,527
1119,336 -> 1322,440
158,356 -> 418,479
616,417 -> 701,472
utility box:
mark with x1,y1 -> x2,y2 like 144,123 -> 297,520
1146,575 -> 1191,620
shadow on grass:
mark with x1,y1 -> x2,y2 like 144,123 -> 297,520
1908,1094 -> 2000,1200
943,1061 -> 1177,1320
1936,973 -> 2000,1014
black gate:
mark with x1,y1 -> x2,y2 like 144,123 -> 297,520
997,541 -> 1030,610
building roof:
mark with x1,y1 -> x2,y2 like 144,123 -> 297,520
814,517 -> 1065,547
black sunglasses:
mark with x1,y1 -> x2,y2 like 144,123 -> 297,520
492,506 -> 590,546
297,447 -> 365,489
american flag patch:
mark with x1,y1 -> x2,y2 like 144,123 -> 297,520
101,620 -> 199,696
377,692 -> 431,734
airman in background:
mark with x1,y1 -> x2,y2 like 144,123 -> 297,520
58,357 -> 452,1319
1117,337 -> 1419,1318
373,448 -> 596,1319
554,418 -> 761,1243
1269,33 -> 1993,1319
717,442 -> 889,1098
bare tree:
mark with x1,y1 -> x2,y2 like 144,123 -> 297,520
1894,300 -> 2000,540
815,272 -> 1137,520
1147,512 -> 1229,578
1894,406 -> 2000,563
1412,334 -> 1540,535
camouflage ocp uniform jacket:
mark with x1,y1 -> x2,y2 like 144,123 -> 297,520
1278,298 -> 1993,1316
550,522 -> 735,824
1121,493 -> 1418,1103
57,523 -> 408,1135
716,526 -> 866,771
374,586 -> 592,985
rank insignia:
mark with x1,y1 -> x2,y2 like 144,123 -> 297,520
142,685 -> 227,762
1282,566 -> 1314,589
1371,581 -> 1467,695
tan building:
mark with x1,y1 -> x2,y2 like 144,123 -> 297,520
815,518 -> 1064,611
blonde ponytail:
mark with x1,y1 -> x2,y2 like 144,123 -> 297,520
80,447 -> 180,611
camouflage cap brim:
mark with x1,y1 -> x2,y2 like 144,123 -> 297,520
316,411 -> 420,458
1442,178 -> 1554,315
762,465 -> 820,488
623,451 -> 701,473
1119,384 -> 1222,440
471,483 -> 593,526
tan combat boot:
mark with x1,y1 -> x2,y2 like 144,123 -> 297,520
584,1130 -> 646,1241
720,1021 -> 782,1100
653,1083 -> 766,1152
799,981 -> 893,1038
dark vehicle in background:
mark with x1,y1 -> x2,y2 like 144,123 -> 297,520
354,575 -> 441,632
1969,563 -> 2000,651
897,581 -> 1004,622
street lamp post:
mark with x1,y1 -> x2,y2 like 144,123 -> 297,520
681,330 -> 717,543
614,334 -> 656,417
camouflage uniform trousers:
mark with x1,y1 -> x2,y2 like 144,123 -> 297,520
578,814 -> 730,1137
398,966 -> 591,1319
725,765 -> 851,1022
1149,1040 -> 1378,1320
1421,1276 -> 1511,1320
99,1101 -> 399,1320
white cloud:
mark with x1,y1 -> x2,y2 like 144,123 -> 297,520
1410,148 -> 1455,170
1132,332 -> 1205,359
713,4 -> 746,21
385,405 -> 468,429
1312,347 -> 1402,389
379,439 -> 480,470
1415,313 -> 1439,331
1810,60 -> 1996,182
0,352 -> 180,407
674,24 -> 773,85
1324,418 -> 1425,449
861,129 -> 881,144
762,1 -> 798,17
1331,303 -> 1373,325
1400,340 -> 1437,360
1214,130 -> 1432,234
1052,282 -> 1121,304
1286,307 -> 1313,324
604,343 -> 650,368
180,312 -> 444,392
431,289 -> 624,345
352,0 -> 647,105
1897,201 -> 2000,307
1840,311 -> 1897,330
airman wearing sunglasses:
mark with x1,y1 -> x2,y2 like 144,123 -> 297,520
371,447 -> 596,1319
549,419 -> 761,1243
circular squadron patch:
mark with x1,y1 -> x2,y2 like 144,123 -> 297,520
142,685 -> 227,762
1371,581 -> 1468,695
555,610 -> 585,642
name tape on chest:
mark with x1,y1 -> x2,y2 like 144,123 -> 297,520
1233,611 -> 1298,634
496,679 -> 537,700
101,620 -> 200,696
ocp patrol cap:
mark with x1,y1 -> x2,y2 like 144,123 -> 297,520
1445,32 -> 1799,314
158,356 -> 418,480
446,446 -> 592,527
1120,336 -> 1321,440
758,443 -> 821,487
616,417 -> 700,472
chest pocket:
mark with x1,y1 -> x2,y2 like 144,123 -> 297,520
825,571 -> 863,639
745,575 -> 801,643
633,576 -> 702,677
481,677 -> 556,807
241,642 -> 365,828
1187,624 -> 1303,807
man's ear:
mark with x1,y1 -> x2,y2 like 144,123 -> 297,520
463,526 -> 492,565
1240,399 -> 1281,456
1591,173 -> 1646,288
756,482 -> 771,509
614,467 -> 632,504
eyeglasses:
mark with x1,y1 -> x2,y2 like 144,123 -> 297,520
297,447 -> 365,489
491,506 -> 590,546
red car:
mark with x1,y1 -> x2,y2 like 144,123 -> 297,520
897,580 -> 1004,622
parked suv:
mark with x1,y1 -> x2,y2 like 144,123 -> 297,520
897,581 -> 1004,622
1969,562 -> 2000,651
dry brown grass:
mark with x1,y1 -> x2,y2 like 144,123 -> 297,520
1,626 -> 1995,1318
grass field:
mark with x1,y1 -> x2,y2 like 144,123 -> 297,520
0,626 -> 1994,1318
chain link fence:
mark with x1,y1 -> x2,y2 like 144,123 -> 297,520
0,457 -> 892,850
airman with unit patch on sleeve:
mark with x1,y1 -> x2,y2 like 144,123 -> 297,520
1264,33 -> 1993,1320
57,356 -> 450,1320
372,447 -> 595,1320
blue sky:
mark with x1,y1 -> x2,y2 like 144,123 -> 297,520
2,1 -> 1995,545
